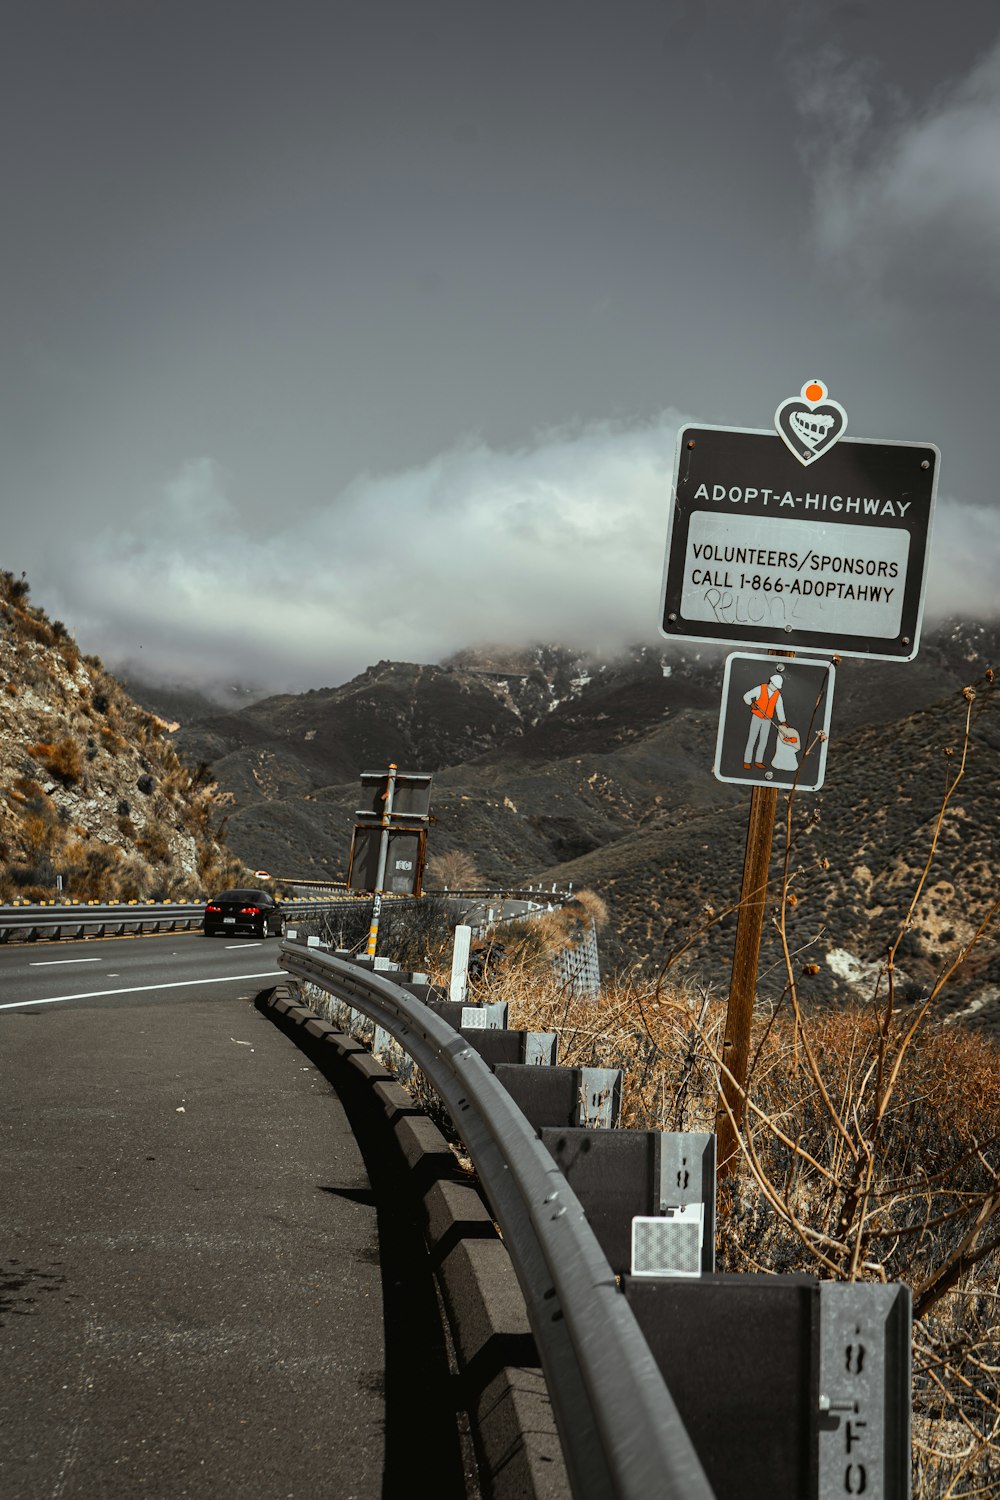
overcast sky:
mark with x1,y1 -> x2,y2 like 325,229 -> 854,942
3,1 -> 998,694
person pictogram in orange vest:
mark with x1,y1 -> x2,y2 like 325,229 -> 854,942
742,672 -> 787,769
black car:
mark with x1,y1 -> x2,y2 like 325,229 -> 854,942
203,888 -> 284,939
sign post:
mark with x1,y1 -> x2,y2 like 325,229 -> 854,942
659,380 -> 939,1178
366,763 -> 397,958
715,779 -> 778,1177
345,766 -> 433,956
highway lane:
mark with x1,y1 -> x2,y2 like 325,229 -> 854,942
0,931 -> 391,1498
0,930 -> 287,1013
1,930 -> 478,1499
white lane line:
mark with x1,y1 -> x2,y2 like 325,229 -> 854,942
29,957 -> 104,967
0,971 -> 284,1011
226,943 -> 262,949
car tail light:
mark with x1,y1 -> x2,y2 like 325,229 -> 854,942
240,906 -> 261,915
206,903 -> 221,913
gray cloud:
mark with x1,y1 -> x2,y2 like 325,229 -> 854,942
45,422 -> 682,690
40,420 -> 996,695
5,3 -> 999,698
925,494 -> 1000,622
796,36 -> 1000,299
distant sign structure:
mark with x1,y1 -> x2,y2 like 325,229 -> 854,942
356,770 -> 433,823
715,653 -> 835,791
347,766 -> 433,898
661,424 -> 939,660
347,826 -> 426,895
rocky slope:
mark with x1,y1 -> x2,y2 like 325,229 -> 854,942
156,621 -> 999,1022
0,572 -> 248,902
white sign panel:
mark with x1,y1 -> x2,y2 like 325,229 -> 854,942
682,511 -> 910,641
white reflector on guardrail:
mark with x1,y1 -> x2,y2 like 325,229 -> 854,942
631,1206 -> 704,1278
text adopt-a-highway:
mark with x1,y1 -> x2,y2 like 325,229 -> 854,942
661,425 -> 939,660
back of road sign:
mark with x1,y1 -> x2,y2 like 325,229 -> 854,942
661,425 -> 939,660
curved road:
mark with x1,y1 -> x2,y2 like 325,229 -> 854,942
0,926 -> 286,1014
0,932 -> 473,1498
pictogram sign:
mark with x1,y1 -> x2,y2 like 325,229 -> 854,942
714,653 -> 835,791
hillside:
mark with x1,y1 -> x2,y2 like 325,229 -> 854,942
161,621 -> 999,1021
0,572 -> 248,903
532,683 -> 999,1007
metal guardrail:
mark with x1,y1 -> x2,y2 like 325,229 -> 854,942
277,881 -> 575,900
0,896 -> 361,942
279,939 -> 716,1500
424,884 -> 575,907
0,883 -> 568,946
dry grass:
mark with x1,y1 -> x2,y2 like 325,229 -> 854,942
426,848 -> 483,889
40,736 -> 84,785
410,677 -> 999,1496
444,949 -> 997,1497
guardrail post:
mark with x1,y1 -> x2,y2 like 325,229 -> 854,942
450,924 -> 471,1002
627,1273 -> 819,1499
818,1283 -> 911,1500
493,1064 -> 622,1130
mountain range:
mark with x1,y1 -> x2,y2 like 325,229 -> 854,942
131,620 -> 1000,1024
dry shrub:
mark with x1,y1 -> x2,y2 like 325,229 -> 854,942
4,572 -> 30,602
426,849 -> 483,889
159,765 -> 190,799
19,809 -> 57,854
59,839 -> 88,872
572,887 -> 610,929
197,847 -> 251,893
41,736 -> 84,785
315,897 -> 459,970
138,821 -> 172,865
496,901 -> 598,967
68,846 -> 122,900
16,611 -> 55,646
116,854 -> 155,901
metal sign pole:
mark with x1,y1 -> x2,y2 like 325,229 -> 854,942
366,762 -> 397,957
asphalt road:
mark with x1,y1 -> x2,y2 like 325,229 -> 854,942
0,932 -> 387,1498
0,927 -> 288,1014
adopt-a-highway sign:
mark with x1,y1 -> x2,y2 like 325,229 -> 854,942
715,653 -> 835,791
661,380 -> 939,662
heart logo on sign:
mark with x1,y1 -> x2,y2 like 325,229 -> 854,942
774,379 -> 848,466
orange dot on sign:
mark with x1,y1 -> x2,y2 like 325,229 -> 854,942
805,382 -> 824,402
